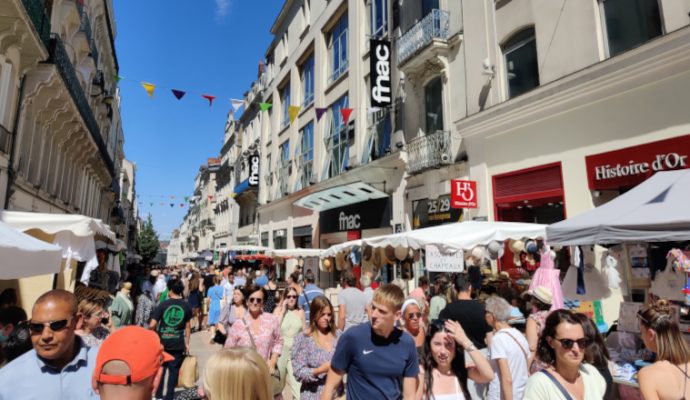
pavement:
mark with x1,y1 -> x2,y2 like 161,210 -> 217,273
189,329 -> 222,386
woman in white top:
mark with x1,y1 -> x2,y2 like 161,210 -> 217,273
523,309 -> 606,400
485,296 -> 531,400
417,319 -> 494,399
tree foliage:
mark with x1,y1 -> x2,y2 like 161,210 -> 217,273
137,214 -> 160,264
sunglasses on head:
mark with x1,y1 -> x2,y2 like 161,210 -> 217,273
28,317 -> 73,334
248,297 -> 263,304
553,337 -> 592,350
406,312 -> 422,320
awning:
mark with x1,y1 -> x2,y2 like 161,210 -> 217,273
226,245 -> 271,253
294,182 -> 388,212
0,211 -> 116,241
0,221 -> 63,279
270,248 -> 324,258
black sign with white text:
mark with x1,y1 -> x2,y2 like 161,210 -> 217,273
320,197 -> 391,234
370,39 -> 392,108
248,155 -> 260,187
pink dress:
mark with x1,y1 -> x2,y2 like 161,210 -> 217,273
529,245 -> 564,311
225,312 -> 283,361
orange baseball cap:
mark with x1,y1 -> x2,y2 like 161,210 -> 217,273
93,326 -> 174,385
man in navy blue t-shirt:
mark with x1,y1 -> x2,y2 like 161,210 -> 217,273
321,284 -> 419,400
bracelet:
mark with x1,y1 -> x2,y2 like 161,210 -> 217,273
465,343 -> 477,352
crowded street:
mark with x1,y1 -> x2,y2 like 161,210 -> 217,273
1,0 -> 690,399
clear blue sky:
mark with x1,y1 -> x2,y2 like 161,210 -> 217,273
115,1 -> 278,240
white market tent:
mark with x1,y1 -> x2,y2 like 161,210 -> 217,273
270,248 -> 324,258
0,221 -> 63,279
546,169 -> 690,245
322,221 -> 546,257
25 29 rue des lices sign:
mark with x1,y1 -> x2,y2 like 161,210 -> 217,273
451,179 -> 477,209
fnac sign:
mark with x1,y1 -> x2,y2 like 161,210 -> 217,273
451,180 -> 477,209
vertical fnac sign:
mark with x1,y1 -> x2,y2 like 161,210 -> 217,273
248,155 -> 260,187
451,180 -> 478,209
370,39 -> 392,108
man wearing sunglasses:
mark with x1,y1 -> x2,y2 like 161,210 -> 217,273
0,289 -> 99,399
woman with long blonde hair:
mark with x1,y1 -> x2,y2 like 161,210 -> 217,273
638,299 -> 690,400
202,347 -> 272,400
291,296 -> 342,399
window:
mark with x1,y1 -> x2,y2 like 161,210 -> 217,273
424,77 -> 443,133
297,122 -> 314,189
281,84 -> 291,129
302,0 -> 311,28
601,0 -> 662,57
371,0 -> 388,38
503,27 -> 539,98
422,0 -> 439,17
279,140 -> 290,196
328,14 -> 348,83
301,55 -> 314,107
265,153 -> 273,199
363,109 -> 392,165
322,95 -> 349,179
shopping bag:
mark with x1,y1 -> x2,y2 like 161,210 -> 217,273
177,355 -> 198,389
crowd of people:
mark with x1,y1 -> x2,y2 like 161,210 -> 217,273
0,262 -> 689,400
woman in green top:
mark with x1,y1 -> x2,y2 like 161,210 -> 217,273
273,286 -> 305,399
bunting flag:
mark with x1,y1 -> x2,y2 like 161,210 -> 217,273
202,94 -> 216,106
231,99 -> 243,112
170,195 -> 175,199
142,82 -> 156,97
170,203 -> 174,208
184,196 -> 189,202
180,203 -> 185,207
159,202 -> 164,206
315,107 -> 327,121
171,89 -> 186,100
341,108 -> 353,124
208,195 -> 214,200
288,106 -> 301,124
259,102 -> 272,111
114,75 -> 124,83
149,203 -> 153,207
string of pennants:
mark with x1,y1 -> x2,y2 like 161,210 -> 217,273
116,75 -> 389,124
137,193 -> 243,209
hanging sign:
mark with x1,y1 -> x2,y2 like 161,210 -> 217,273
370,39 -> 392,107
451,180 -> 478,209
248,155 -> 260,187
425,245 -> 464,273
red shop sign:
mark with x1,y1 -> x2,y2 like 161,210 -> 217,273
585,134 -> 690,190
451,180 -> 477,209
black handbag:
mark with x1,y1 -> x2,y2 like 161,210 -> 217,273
212,330 -> 227,345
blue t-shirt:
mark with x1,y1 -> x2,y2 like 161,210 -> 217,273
255,275 -> 269,287
298,284 -> 324,321
331,322 -> 419,399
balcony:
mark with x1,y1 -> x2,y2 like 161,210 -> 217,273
48,35 -> 115,177
398,9 -> 450,67
20,0 -> 51,48
406,130 -> 452,174
77,5 -> 99,65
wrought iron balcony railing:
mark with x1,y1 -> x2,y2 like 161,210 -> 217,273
78,8 -> 99,65
0,124 -> 10,154
20,0 -> 51,48
406,130 -> 452,174
48,35 -> 114,177
398,9 -> 450,66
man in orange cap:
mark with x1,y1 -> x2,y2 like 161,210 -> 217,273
92,326 -> 173,399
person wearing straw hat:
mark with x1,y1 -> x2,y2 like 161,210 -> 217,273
524,286 -> 554,374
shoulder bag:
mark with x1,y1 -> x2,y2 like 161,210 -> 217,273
243,318 -> 283,396
540,369 -> 574,400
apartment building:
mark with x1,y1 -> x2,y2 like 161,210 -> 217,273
249,0 -> 407,258
0,0 -> 124,228
119,158 -> 138,254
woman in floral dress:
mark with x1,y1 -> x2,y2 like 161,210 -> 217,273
225,284 -> 283,397
291,296 -> 342,400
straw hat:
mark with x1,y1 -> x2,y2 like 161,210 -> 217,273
362,245 -> 373,261
525,240 -> 539,254
335,252 -> 346,271
372,247 -> 383,268
531,286 -> 553,305
384,246 -> 396,262
394,246 -> 409,261
487,241 -> 504,260
509,239 -> 525,254
321,258 -> 333,272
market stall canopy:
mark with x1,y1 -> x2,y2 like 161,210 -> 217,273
225,245 -> 272,253
322,221 -> 546,257
546,169 -> 690,245
270,248 -> 324,258
0,221 -> 63,279
0,211 -> 116,242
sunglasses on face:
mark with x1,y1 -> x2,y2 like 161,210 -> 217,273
28,318 -> 73,335
248,297 -> 263,304
553,337 -> 592,350
286,295 -> 297,299
406,312 -> 422,320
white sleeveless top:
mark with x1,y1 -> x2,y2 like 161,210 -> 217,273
426,376 -> 466,400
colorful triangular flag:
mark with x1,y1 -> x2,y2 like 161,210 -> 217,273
315,107 -> 327,121
184,196 -> 189,202
288,105 -> 301,124
202,95 -> 216,106
170,195 -> 175,199
180,203 -> 185,207
231,99 -> 243,112
149,202 -> 153,207
171,89 -> 186,100
142,82 -> 156,97
170,203 -> 174,208
115,75 -> 124,83
259,102 -> 272,111
341,108 -> 353,124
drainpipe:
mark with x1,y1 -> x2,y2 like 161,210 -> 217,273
4,74 -> 27,210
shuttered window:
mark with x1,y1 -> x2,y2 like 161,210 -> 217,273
493,163 -> 563,202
